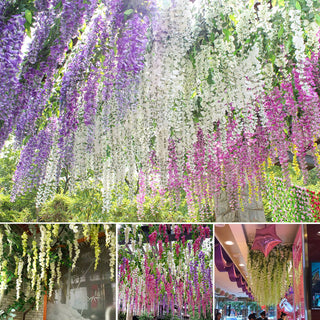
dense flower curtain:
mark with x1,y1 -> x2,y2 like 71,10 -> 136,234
1,0 -> 320,220
118,224 -> 213,318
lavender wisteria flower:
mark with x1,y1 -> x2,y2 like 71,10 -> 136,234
0,13 -> 25,147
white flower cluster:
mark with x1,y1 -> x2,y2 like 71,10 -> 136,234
48,261 -> 56,298
35,136 -> 59,208
39,225 -> 47,280
289,9 -> 306,67
109,231 -> 116,281
0,261 -> 8,303
124,226 -> 131,245
16,260 -> 24,299
104,224 -> 111,247
56,247 -> 63,287
72,233 -> 80,270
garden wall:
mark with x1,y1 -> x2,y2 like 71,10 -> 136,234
215,184 -> 265,222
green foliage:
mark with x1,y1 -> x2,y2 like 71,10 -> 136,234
38,193 -> 73,221
0,142 -> 39,221
118,312 -> 126,320
2,0 -> 35,21
137,312 -> 154,320
0,194 -> 34,222
0,142 -> 19,193
69,185 -> 104,221
0,295 -> 36,319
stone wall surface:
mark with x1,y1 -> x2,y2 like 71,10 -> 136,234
215,184 -> 266,222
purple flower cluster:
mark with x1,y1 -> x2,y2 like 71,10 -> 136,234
0,0 -> 156,200
0,13 -> 25,147
58,14 -> 104,148
11,119 -> 57,200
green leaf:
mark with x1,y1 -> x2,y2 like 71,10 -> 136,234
25,26 -> 31,38
54,0 -> 62,9
295,1 -> 301,10
278,24 -> 284,38
285,37 -> 292,52
315,14 -> 320,27
25,9 -> 32,24
223,29 -> 231,41
124,9 -> 133,16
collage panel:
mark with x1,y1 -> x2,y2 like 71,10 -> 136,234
214,224 -> 320,320
118,224 -> 213,320
1,1 -> 320,224
0,224 -> 116,320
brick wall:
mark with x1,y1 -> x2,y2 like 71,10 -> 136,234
1,289 -> 44,320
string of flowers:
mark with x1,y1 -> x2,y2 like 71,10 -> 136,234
118,224 -> 213,318
247,244 -> 292,306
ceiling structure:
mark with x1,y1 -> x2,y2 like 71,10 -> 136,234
215,224 -> 301,298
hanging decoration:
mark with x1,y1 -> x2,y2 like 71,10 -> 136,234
247,244 -> 292,306
118,224 -> 213,318
251,225 -> 282,257
215,238 -> 253,299
0,0 -> 320,220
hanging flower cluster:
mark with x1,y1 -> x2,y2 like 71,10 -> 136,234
118,224 -> 213,318
1,0 -> 320,219
247,245 -> 292,306
265,176 -> 314,222
0,223 -> 115,317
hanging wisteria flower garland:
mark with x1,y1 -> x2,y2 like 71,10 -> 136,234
1,0 -> 320,220
118,224 -> 213,318
0,224 -> 115,317
247,244 -> 292,306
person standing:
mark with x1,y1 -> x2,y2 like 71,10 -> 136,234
278,312 -> 287,320
257,311 -> 268,320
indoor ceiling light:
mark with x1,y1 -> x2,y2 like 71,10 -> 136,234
225,241 -> 234,245
317,231 -> 320,236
